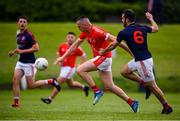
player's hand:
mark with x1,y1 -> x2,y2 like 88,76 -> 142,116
145,12 -> 153,21
54,57 -> 63,65
14,48 -> 23,54
8,50 -> 15,57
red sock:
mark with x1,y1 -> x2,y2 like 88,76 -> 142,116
47,79 -> 53,85
127,98 -> 133,106
140,80 -> 145,87
13,97 -> 19,105
91,85 -> 100,93
163,102 -> 169,109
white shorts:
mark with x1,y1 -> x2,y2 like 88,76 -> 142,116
91,56 -> 112,72
128,58 -> 155,82
15,61 -> 36,76
59,66 -> 76,79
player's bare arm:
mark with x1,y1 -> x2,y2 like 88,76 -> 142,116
106,34 -> 116,42
146,12 -> 159,33
119,42 -> 133,57
99,41 -> 119,55
55,38 -> 83,64
16,43 -> 39,54
8,43 -> 39,56
54,52 -> 62,66
105,34 -> 133,57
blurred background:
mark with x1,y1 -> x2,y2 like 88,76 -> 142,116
0,0 -> 180,23
0,0 -> 180,92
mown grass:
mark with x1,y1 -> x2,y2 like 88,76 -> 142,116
0,89 -> 180,120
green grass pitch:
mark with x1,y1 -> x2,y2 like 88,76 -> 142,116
0,89 -> 180,120
0,23 -> 180,120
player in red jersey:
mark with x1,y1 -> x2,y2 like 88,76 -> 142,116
55,16 -> 139,113
8,16 -> 60,108
41,32 -> 89,104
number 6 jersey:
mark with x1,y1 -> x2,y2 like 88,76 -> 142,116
117,23 -> 152,61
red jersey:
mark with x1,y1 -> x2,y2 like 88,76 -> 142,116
58,43 -> 85,67
79,25 -> 112,58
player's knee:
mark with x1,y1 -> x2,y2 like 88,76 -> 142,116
105,83 -> 114,90
13,77 -> 19,85
27,83 -> 35,89
67,82 -> 74,88
76,67 -> 83,75
146,81 -> 156,88
121,70 -> 128,77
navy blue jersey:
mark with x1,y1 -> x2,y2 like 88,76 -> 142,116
117,24 -> 152,61
16,29 -> 36,63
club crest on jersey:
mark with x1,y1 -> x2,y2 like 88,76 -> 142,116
22,36 -> 25,41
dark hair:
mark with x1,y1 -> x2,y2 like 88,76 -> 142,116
17,15 -> 28,22
123,9 -> 136,22
67,32 -> 76,36
76,15 -> 88,21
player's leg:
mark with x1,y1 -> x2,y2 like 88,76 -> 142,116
12,69 -> 24,107
41,76 -> 66,104
145,80 -> 172,114
121,59 -> 151,99
48,66 -> 76,100
61,66 -> 88,91
77,60 -> 97,86
41,66 -> 85,104
77,59 -> 100,93
67,78 -> 84,89
98,71 -> 138,113
77,58 -> 103,103
121,64 -> 141,83
26,76 -> 60,91
25,64 -> 60,91
66,79 -> 89,96
145,80 -> 173,114
137,58 -> 172,114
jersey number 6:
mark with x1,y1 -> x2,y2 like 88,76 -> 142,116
133,31 -> 144,44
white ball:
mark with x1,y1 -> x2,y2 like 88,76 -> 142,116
35,57 -> 48,71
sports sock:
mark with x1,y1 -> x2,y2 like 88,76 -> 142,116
45,79 -> 53,85
127,98 -> 133,106
140,80 -> 145,87
91,85 -> 100,93
13,97 -> 19,105
82,85 -> 85,89
48,96 -> 52,100
163,102 -> 169,109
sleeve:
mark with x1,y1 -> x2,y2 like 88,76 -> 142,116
96,29 -> 109,41
28,31 -> 37,45
143,25 -> 152,33
76,47 -> 86,57
79,32 -> 86,40
116,31 -> 124,43
58,44 -> 62,56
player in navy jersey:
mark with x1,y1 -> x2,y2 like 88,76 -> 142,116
8,16 -> 60,108
100,9 -> 172,114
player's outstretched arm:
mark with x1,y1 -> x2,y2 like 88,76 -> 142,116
107,34 -> 116,42
55,39 -> 83,64
146,12 -> 159,33
119,42 -> 133,57
8,43 -> 39,56
15,43 -> 39,54
99,41 -> 119,55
